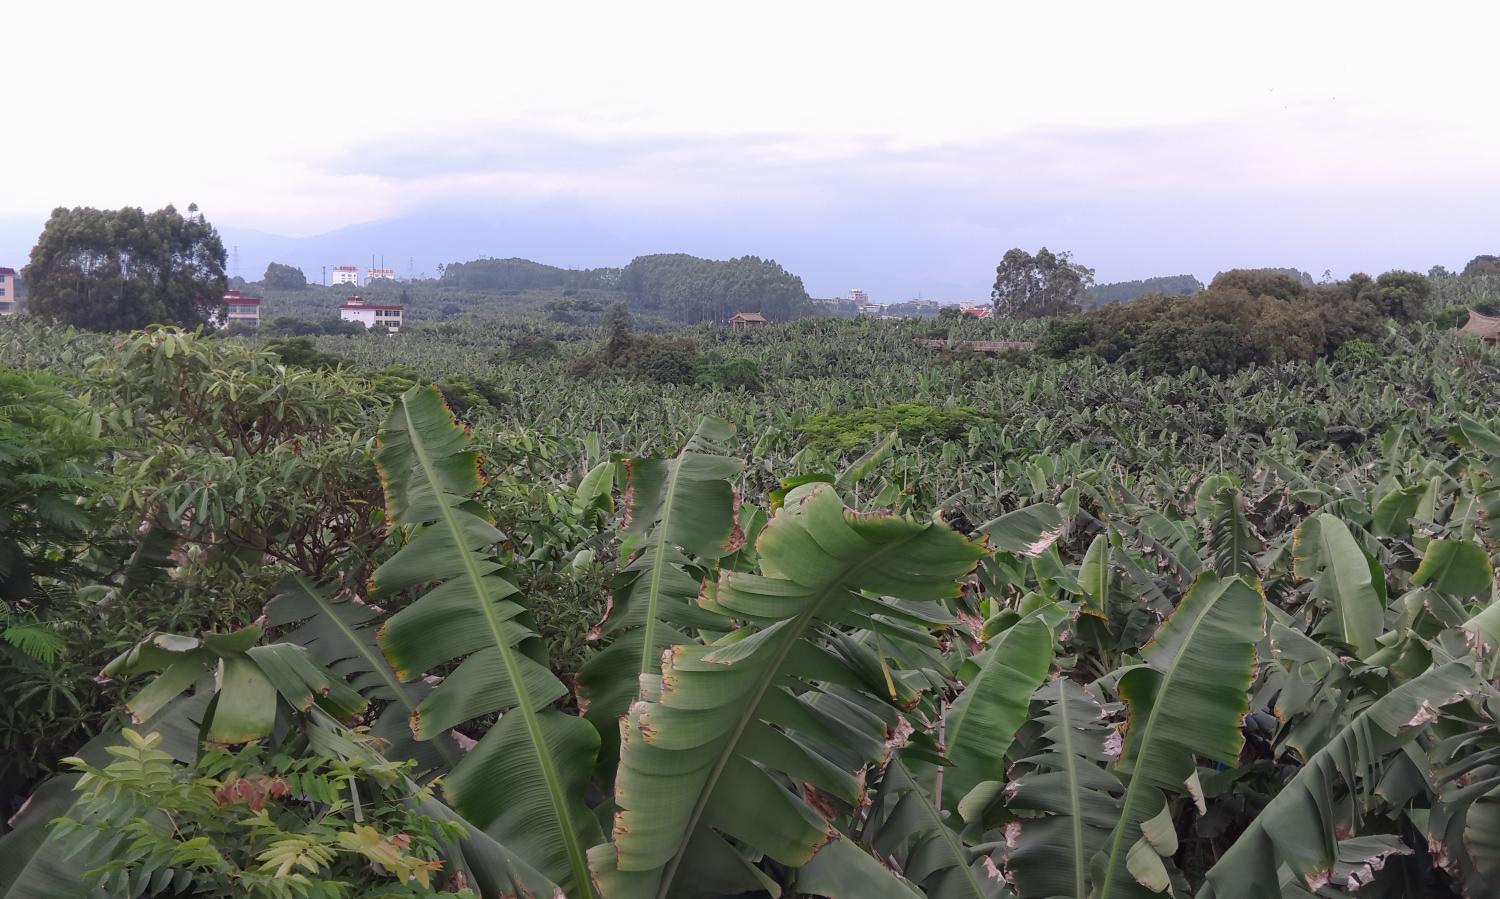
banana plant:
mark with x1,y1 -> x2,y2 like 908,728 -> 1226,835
576,416 -> 744,770
370,384 -> 602,896
589,481 -> 989,897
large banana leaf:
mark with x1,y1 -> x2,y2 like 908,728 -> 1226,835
371,385 -> 601,896
262,574 -> 460,778
100,626 -> 365,744
1293,513 -> 1384,658
576,417 -> 742,765
862,758 -> 1009,898
1094,573 -> 1264,898
1005,679 -> 1123,899
1197,660 -> 1477,899
942,615 -> 1054,811
589,482 -> 988,898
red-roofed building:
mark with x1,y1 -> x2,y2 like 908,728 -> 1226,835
339,295 -> 403,332
0,268 -> 16,316
223,290 -> 261,327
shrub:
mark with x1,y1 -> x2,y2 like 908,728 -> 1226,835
799,402 -> 995,453
696,353 -> 764,391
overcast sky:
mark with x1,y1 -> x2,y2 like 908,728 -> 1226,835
5,1 -> 1498,298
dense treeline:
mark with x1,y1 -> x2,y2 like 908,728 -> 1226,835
437,256 -> 619,292
617,253 -> 811,322
1040,267 -> 1434,375
1086,273 -> 1204,306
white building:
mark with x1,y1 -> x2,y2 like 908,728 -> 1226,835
857,303 -> 887,317
0,267 -> 16,316
331,265 -> 359,286
222,290 -> 261,327
848,288 -> 869,304
339,295 -> 403,332
367,267 -> 397,282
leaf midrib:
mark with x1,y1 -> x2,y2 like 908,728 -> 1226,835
655,503 -> 926,898
638,454 -> 686,681
1057,683 -> 1088,899
293,575 -> 459,770
399,394 -> 594,899
892,761 -> 989,899
1098,583 -> 1223,898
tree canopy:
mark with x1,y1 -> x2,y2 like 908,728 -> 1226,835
438,257 -> 618,292
991,247 -> 1095,319
1086,274 -> 1203,307
617,253 -> 811,323
1462,254 -> 1500,277
24,204 -> 227,332
260,262 -> 307,291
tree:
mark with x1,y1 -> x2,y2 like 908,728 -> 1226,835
1462,254 -> 1500,277
990,247 -> 1094,319
25,204 -> 227,332
261,262 -> 307,291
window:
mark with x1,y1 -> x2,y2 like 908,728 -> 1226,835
0,287 -> 7,296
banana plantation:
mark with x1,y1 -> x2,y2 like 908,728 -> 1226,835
2,311 -> 1499,898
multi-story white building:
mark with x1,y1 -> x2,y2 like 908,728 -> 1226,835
848,288 -> 869,304
331,265 -> 359,286
339,295 -> 403,332
0,268 -> 16,315
222,290 -> 261,327
367,267 -> 397,282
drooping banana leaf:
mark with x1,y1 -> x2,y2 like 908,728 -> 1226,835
1093,573 -> 1264,898
1197,660 -> 1478,899
1293,513 -> 1385,659
262,574 -> 460,779
576,416 -> 742,767
99,626 -> 365,744
1004,679 -> 1123,899
1206,487 -> 1259,580
371,385 -> 601,896
942,615 -> 1054,811
861,757 -> 1009,898
589,481 -> 988,898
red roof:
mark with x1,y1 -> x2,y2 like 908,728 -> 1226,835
224,291 -> 261,304
0,268 -> 16,276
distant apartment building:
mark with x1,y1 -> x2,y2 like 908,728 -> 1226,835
857,303 -> 887,317
339,295 -> 403,332
848,288 -> 869,304
222,290 -> 261,327
331,265 -> 359,286
0,268 -> 16,315
367,267 -> 397,282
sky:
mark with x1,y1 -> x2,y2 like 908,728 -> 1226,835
4,1 -> 1499,300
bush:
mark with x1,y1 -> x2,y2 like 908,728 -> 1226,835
696,352 -> 764,391
799,402 -> 995,453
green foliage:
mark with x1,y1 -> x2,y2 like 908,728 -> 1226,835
52,729 -> 476,898
25,204 -> 228,332
618,253 -> 811,323
439,257 -> 616,292
262,262 -> 309,291
1037,269 -> 1419,374
799,402 -> 996,452
3,299 -> 1500,898
1086,274 -> 1204,307
992,246 -> 1095,318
